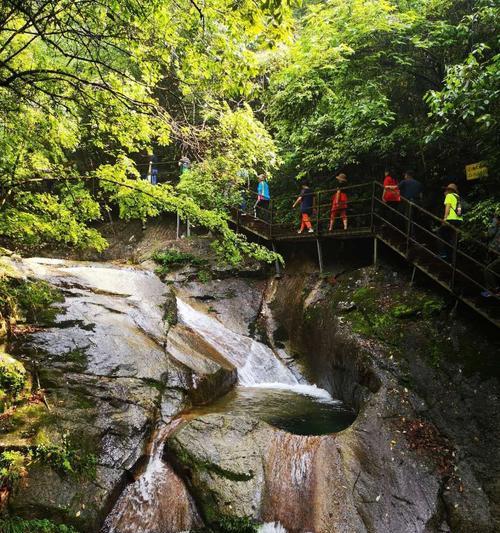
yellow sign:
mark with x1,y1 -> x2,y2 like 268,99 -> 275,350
466,162 -> 488,181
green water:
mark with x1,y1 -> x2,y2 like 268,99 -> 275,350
188,386 -> 355,436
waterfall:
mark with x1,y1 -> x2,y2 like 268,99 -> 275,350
176,298 -> 334,401
102,420 -> 202,533
259,523 -> 288,533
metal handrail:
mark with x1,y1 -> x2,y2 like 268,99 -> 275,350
372,181 -> 498,257
234,183 -> 500,315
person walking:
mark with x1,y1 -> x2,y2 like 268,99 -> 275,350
293,181 -> 315,234
382,169 -> 401,228
253,173 -> 270,219
398,170 -> 423,239
398,171 -> 422,204
438,183 -> 463,261
178,156 -> 191,175
329,173 -> 348,231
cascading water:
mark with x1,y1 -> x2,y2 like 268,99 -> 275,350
175,296 -> 355,432
104,292 -> 352,532
102,420 -> 202,533
176,297 -> 332,399
258,523 -> 288,533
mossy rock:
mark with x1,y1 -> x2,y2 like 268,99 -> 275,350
0,352 -> 30,411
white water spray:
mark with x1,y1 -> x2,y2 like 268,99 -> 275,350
176,298 -> 335,402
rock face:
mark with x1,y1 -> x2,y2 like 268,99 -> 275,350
3,252 -> 498,533
1,258 -> 242,532
166,324 -> 237,405
166,413 -> 367,532
268,266 -> 500,533
2,259 -> 176,531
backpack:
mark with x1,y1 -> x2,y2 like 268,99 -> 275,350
452,193 -> 469,217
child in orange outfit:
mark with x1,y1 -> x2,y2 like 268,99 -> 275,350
292,181 -> 315,234
329,173 -> 348,231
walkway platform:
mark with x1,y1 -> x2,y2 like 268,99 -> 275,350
231,182 -> 499,328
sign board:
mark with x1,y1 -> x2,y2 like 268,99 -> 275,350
466,162 -> 488,181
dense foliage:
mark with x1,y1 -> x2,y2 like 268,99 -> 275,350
0,0 -> 498,255
0,0 -> 294,263
266,0 -> 499,185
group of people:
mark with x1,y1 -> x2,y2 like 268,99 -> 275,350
253,172 -> 349,234
250,171 -> 499,297
291,173 -> 349,234
381,169 -> 463,260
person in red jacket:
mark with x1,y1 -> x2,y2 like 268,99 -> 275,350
382,169 -> 400,203
329,173 -> 348,231
382,169 -> 401,228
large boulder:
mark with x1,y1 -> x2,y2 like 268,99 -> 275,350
268,265 -> 500,533
167,324 -> 237,405
1,259 -> 187,531
166,413 -> 367,532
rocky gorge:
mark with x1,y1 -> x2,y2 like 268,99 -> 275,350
0,229 -> 498,533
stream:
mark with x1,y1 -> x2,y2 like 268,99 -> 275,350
105,293 -> 353,532
7,258 -> 354,532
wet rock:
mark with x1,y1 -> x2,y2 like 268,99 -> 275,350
176,278 -> 266,336
103,421 -> 203,533
167,325 -> 237,405
269,267 -> 500,532
9,465 -> 107,531
166,413 -> 366,532
2,259 -> 183,531
166,414 -> 269,521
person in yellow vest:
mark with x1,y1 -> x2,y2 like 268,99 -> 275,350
439,183 -> 463,261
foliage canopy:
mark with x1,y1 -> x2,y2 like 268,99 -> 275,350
0,0 -> 498,257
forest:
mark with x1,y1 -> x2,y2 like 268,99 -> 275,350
0,0 -> 498,263
0,3 -> 499,533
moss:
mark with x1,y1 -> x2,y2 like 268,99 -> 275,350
58,349 -> 87,370
2,403 -> 56,437
141,378 -> 166,395
0,277 -> 63,330
0,450 -> 29,484
32,434 -> 98,479
0,352 -> 30,409
0,517 -> 79,533
153,249 -> 208,275
197,269 -> 212,283
11,279 -> 64,324
191,515 -> 258,533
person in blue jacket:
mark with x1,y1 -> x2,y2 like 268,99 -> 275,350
254,173 -> 270,219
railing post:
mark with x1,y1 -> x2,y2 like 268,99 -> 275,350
370,181 -> 376,233
316,191 -> 320,233
272,241 -> 281,278
405,202 -> 412,258
450,226 -> 458,292
316,239 -> 324,273
269,199 -> 273,239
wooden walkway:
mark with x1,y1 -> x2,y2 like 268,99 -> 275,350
231,182 -> 500,328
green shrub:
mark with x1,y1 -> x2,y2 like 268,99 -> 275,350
152,249 -> 208,275
197,270 -> 212,283
13,280 -> 63,323
32,433 -> 97,479
0,517 -> 79,533
0,352 -> 28,407
0,450 -> 29,484
0,278 -> 63,326
391,304 -> 416,318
